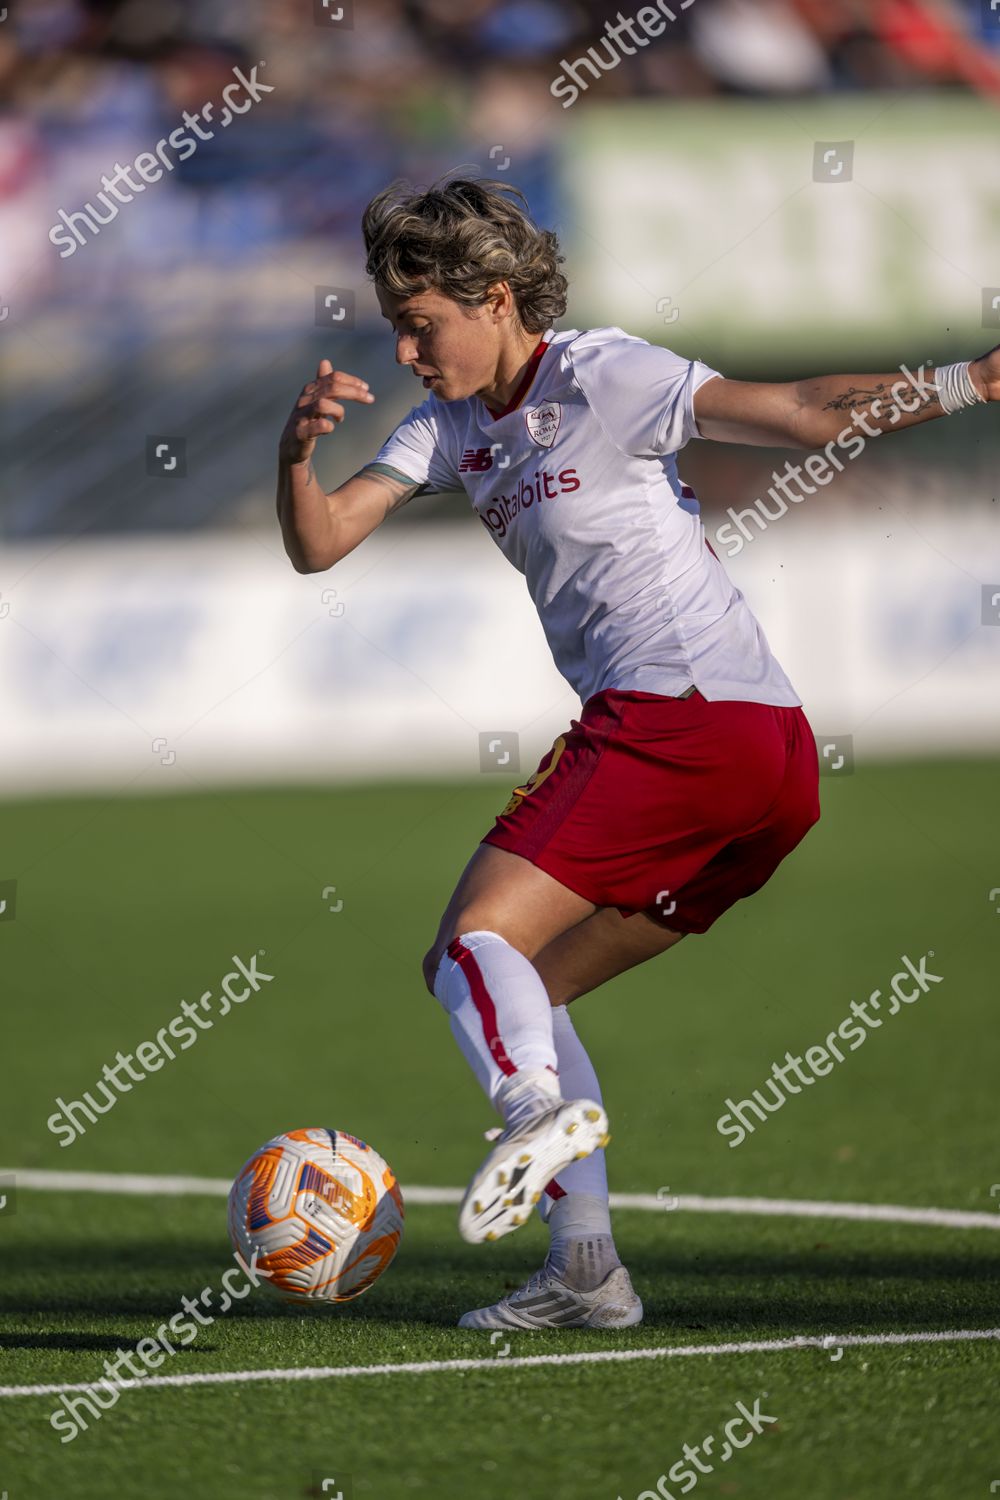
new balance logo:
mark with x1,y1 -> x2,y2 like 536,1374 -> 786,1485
459,447 -> 494,472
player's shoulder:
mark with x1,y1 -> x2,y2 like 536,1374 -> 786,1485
557,324 -> 648,354
555,325 -> 689,385
551,326 -> 716,457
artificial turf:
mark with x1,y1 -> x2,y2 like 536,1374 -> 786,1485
1,763 -> 997,1497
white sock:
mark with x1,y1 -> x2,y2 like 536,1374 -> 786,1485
542,1003 -> 611,1214
433,930 -> 560,1117
547,1223 -> 621,1290
542,1005 -> 621,1290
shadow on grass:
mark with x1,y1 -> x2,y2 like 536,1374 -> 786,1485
0,1235 -> 998,1335
0,1331 -> 220,1353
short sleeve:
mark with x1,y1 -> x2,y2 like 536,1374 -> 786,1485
369,399 -> 461,496
568,331 -> 723,459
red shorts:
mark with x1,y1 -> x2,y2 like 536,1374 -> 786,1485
481,688 -> 820,935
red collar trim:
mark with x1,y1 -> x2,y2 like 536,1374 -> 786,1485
481,337 -> 550,421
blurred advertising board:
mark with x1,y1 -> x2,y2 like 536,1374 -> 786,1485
561,95 -> 1000,365
0,504 -> 998,795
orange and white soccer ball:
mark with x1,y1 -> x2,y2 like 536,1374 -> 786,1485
227,1127 -> 404,1303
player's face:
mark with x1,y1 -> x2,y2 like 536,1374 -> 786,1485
376,286 -> 500,402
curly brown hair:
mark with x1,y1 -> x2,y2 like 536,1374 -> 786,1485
362,176 -> 568,335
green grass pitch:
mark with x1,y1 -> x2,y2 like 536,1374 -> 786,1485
1,760 -> 998,1498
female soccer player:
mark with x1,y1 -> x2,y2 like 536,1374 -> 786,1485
277,177 -> 995,1331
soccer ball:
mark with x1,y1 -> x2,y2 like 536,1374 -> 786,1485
227,1127 -> 404,1303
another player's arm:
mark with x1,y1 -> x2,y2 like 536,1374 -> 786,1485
277,358 -> 422,573
693,344 -> 999,449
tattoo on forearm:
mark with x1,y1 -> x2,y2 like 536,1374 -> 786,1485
822,384 -> 892,413
821,377 -> 942,427
357,465 -> 421,517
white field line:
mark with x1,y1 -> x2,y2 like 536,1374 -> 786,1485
5,1169 -> 1000,1232
3,1329 -> 999,1399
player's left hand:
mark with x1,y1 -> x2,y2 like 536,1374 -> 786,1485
969,343 -> 1000,401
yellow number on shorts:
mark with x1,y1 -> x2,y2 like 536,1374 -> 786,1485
500,734 -> 567,816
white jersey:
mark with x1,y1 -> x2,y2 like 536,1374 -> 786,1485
372,325 -> 801,708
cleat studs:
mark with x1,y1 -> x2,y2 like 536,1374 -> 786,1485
598,1133 -> 611,1149
512,1215 -> 524,1226
565,1122 -> 578,1135
584,1109 -> 601,1122
485,1231 -> 497,1241
531,1191 -> 542,1204
473,1200 -> 483,1214
518,1153 -> 531,1164
574,1151 -> 588,1160
497,1171 -> 509,1186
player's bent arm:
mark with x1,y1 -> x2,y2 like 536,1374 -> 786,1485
694,353 -> 994,450
277,460 -> 421,574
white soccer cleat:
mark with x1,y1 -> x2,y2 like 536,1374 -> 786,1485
458,1097 -> 610,1245
458,1263 -> 643,1330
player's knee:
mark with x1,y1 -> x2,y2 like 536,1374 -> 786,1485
421,945 -> 443,997
424,912 -> 483,996
421,917 -> 509,996
422,923 -> 473,996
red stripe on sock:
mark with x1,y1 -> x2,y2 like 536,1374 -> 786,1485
446,937 -> 517,1077
544,1179 -> 566,1199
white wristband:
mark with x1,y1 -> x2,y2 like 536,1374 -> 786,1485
935,361 -> 986,414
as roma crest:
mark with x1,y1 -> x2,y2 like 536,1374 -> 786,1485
525,402 -> 561,448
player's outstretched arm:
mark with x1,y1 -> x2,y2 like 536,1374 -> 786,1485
277,358 -> 421,573
693,344 -> 999,450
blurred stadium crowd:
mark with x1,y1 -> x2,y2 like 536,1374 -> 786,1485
3,0 -> 997,538
4,0 -> 999,293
